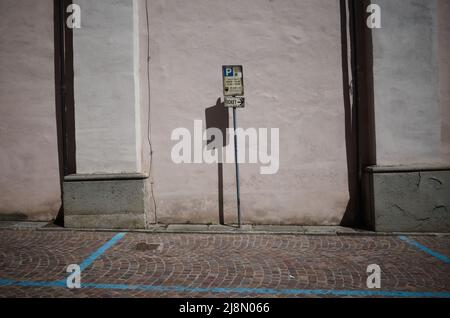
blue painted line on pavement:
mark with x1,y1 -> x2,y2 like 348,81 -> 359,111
399,236 -> 450,264
79,232 -> 126,271
0,279 -> 66,288
1,278 -> 449,298
2,233 -> 449,297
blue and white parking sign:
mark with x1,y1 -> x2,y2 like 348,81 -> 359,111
222,65 -> 244,96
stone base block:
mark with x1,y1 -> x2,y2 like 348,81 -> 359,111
63,173 -> 153,229
364,165 -> 450,232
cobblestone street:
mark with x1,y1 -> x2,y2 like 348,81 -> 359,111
0,229 -> 449,298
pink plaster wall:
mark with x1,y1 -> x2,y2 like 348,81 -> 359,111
0,0 -> 61,221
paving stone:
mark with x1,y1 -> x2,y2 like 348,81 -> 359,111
0,229 -> 449,298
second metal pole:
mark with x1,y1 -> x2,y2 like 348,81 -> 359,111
232,107 -> 242,228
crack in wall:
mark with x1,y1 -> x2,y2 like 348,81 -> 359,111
416,172 -> 422,187
391,203 -> 431,222
433,205 -> 448,213
428,177 -> 443,189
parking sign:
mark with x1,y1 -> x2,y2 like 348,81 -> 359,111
222,65 -> 244,96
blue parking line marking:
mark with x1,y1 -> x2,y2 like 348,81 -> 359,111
79,232 -> 126,271
0,279 -> 66,288
2,234 -> 449,297
82,283 -> 450,298
399,236 -> 450,264
0,278 -> 449,298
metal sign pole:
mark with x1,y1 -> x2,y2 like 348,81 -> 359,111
222,65 -> 244,229
232,106 -> 242,228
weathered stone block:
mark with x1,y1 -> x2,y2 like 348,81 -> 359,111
63,174 -> 152,229
364,166 -> 450,232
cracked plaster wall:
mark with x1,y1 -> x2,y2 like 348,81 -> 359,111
372,171 -> 450,232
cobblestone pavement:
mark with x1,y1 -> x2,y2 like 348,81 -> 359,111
0,229 -> 449,298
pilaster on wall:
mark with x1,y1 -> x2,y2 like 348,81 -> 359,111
63,0 -> 153,229
372,0 -> 443,165
363,0 -> 450,232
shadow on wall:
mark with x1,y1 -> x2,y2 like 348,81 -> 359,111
205,98 -> 229,225
54,0 -> 76,227
204,1 -> 376,229
339,0 -> 376,229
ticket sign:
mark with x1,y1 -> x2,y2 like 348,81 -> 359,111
223,65 -> 244,96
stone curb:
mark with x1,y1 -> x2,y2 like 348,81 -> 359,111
0,222 -> 448,236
